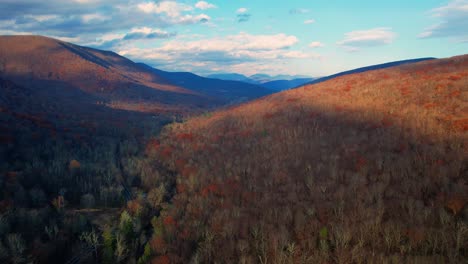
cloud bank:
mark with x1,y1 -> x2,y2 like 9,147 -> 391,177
117,32 -> 320,75
0,0 -> 210,40
337,28 -> 396,51
419,0 -> 468,41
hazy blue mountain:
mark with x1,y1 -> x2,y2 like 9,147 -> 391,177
138,64 -> 273,103
206,73 -> 257,84
262,78 -> 315,91
271,74 -> 313,80
248,74 -> 273,83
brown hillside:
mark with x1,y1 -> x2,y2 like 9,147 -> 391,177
0,35 -> 187,93
151,55 -> 468,263
0,35 -> 217,113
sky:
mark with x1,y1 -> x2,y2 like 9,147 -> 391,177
0,0 -> 467,77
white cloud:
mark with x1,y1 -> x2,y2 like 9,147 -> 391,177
24,15 -> 59,22
237,8 -> 248,14
53,36 -> 83,42
342,47 -> 360,53
137,1 -> 210,24
117,32 -> 320,75
234,33 -> 298,50
82,13 -> 108,23
138,1 -> 193,17
88,26 -> 176,49
136,2 -> 155,13
177,14 -> 210,24
290,8 -> 309,14
281,51 -> 311,59
418,31 -> 432,38
143,33 -> 298,53
419,0 -> 468,40
309,41 -> 324,48
73,0 -> 99,3
432,0 -> 468,17
100,33 -> 125,41
120,47 -> 174,61
337,28 -> 396,50
195,1 -> 216,10
304,19 -> 315,24
123,27 -> 175,39
0,0 -> 212,40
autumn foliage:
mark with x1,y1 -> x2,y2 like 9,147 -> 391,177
68,159 -> 81,170
150,55 -> 468,263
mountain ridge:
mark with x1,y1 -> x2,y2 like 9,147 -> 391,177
0,35 -> 272,114
304,57 -> 436,88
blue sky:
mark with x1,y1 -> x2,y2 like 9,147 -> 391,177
1,0 -> 467,77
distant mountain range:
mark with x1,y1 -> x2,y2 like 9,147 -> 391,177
137,64 -> 269,105
206,73 -> 315,91
206,73 -> 256,84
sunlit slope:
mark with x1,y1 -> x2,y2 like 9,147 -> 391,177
150,55 -> 468,263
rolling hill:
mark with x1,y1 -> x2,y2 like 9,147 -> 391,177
0,35 -> 272,114
0,35 -> 197,112
150,55 -> 468,263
